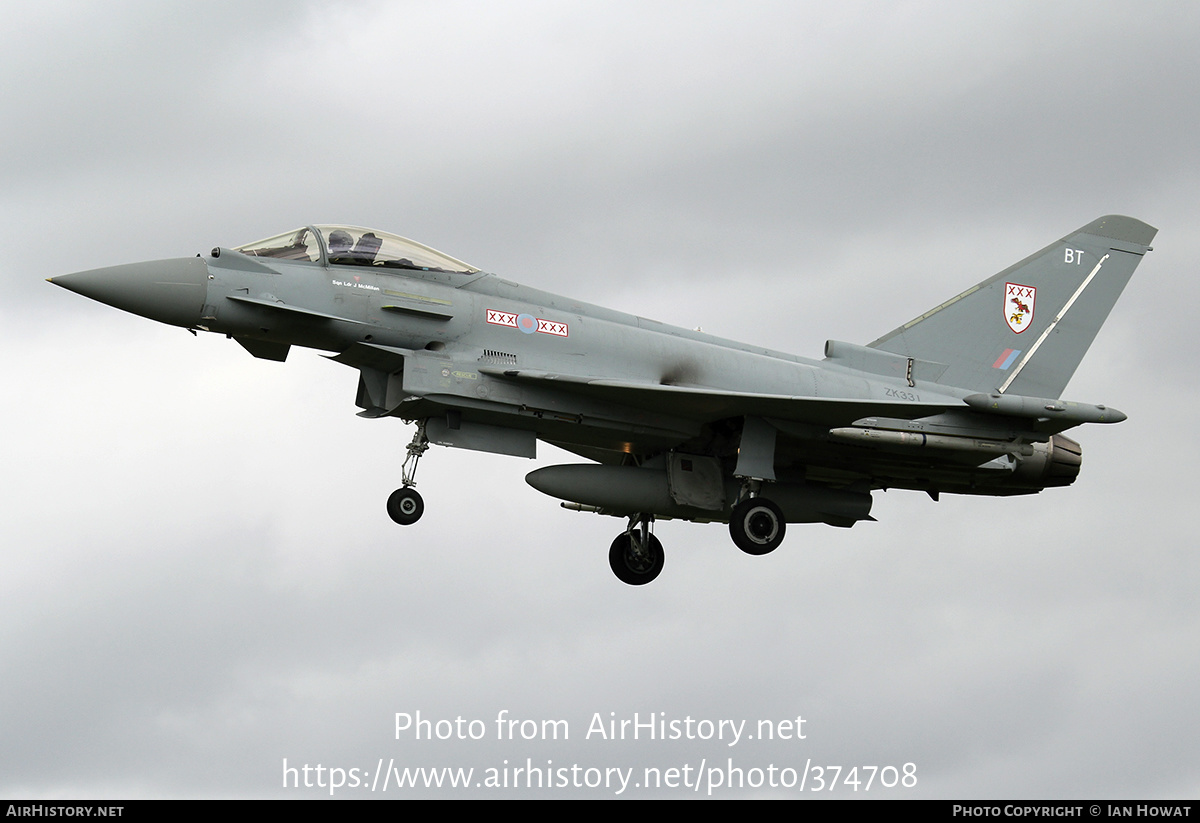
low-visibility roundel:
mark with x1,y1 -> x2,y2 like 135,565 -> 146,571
517,313 -> 537,334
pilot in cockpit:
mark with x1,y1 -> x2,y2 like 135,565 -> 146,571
327,229 -> 354,260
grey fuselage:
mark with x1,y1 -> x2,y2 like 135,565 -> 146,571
53,218 -> 1151,528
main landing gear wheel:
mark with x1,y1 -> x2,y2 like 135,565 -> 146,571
729,497 -> 785,555
387,488 -> 424,525
609,532 -> 664,586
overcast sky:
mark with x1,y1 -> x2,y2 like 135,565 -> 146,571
2,0 -> 1198,799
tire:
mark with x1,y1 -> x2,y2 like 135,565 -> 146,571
729,497 -> 785,555
608,532 -> 664,585
387,488 -> 424,525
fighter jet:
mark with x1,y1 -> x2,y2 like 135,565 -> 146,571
49,216 -> 1155,584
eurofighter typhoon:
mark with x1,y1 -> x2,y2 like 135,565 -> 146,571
49,216 -> 1155,584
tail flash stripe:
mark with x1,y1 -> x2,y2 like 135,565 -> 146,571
993,349 -> 1021,370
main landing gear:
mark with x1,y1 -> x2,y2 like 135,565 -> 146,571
729,497 -> 786,555
387,421 -> 428,526
609,514 -> 663,586
605,491 -> 786,584
728,482 -> 786,555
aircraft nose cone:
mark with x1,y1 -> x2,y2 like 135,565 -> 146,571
49,257 -> 208,328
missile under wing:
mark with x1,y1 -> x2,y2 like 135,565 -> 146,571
49,216 -> 1156,584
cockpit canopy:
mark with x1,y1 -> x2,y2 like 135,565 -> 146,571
234,226 -> 479,274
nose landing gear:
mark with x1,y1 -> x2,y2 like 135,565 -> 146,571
388,421 -> 429,525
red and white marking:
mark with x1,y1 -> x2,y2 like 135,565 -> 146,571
486,309 -> 518,328
1004,282 -> 1036,334
537,319 -> 569,337
486,309 -> 569,337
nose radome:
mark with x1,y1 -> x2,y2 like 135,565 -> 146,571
49,257 -> 209,328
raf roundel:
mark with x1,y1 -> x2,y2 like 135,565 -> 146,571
517,313 -> 538,334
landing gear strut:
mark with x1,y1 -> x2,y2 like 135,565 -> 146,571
388,421 -> 428,526
609,514 -> 663,585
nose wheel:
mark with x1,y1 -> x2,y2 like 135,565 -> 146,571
387,487 -> 424,525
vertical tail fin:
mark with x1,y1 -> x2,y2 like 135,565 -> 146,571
869,215 -> 1156,398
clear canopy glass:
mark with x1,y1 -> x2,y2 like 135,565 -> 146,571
316,225 -> 478,273
235,227 -> 321,262
235,226 -> 479,274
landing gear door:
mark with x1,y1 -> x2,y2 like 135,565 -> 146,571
426,417 -> 537,458
666,453 -> 725,511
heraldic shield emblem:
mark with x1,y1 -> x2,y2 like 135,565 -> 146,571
1005,282 -> 1036,333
